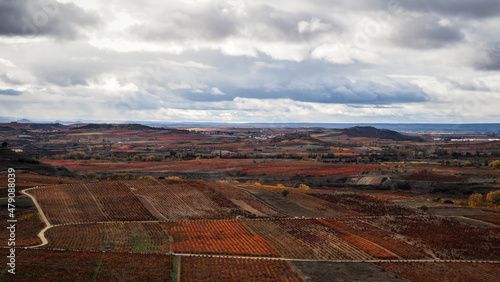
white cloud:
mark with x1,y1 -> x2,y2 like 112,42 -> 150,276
438,18 -> 451,27
0,0 -> 499,123
297,18 -> 330,33
211,87 -> 225,95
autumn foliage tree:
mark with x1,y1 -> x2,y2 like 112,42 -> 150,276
486,190 -> 500,207
299,184 -> 310,190
489,160 -> 500,169
468,193 -> 483,207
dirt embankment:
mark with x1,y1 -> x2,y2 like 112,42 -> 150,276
347,176 -> 386,186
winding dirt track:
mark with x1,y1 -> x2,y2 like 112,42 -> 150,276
20,187 -> 52,248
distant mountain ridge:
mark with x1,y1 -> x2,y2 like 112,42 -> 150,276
341,126 -> 422,141
73,123 -> 160,130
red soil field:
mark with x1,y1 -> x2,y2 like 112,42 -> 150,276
367,215 -> 500,260
245,219 -> 375,260
163,220 -> 281,257
125,179 -> 285,219
307,193 -> 418,216
237,161 -> 385,176
199,181 -> 286,218
96,253 -> 173,281
28,182 -> 156,224
0,211 -> 44,247
42,160 -> 168,172
42,159 -> 387,176
377,262 -> 500,282
326,218 -> 427,259
47,220 -> 279,257
243,220 -> 319,259
45,223 -> 101,251
180,256 -> 303,282
125,179 -> 223,220
45,222 -> 170,253
1,249 -> 101,281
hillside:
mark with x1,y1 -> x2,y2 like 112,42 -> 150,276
73,123 -> 161,130
341,126 -> 422,141
0,148 -> 76,178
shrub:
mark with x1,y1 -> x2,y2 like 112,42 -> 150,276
489,160 -> 500,169
419,205 -> 429,212
468,193 -> 483,207
486,190 -> 500,207
281,189 -> 290,197
299,184 -> 310,190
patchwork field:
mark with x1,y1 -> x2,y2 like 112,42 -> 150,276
6,176 -> 500,281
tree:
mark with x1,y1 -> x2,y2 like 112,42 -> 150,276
281,189 -> 290,197
1,141 -> 7,148
489,160 -> 500,169
299,184 -> 310,190
468,193 -> 483,207
486,190 -> 500,207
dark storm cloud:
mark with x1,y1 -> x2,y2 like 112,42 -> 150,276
0,89 -> 22,96
0,0 -> 99,39
313,0 -> 500,18
174,79 -> 428,105
130,2 -> 341,43
400,0 -> 500,19
392,17 -> 464,49
475,42 -> 500,71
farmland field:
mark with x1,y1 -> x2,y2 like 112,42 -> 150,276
179,256 -> 303,282
376,262 -> 500,282
0,211 -> 44,247
27,182 -> 156,224
43,217 -> 430,260
3,123 -> 500,281
95,252 -> 173,281
366,215 -> 500,260
0,249 -> 101,281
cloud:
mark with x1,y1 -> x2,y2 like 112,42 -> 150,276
400,0 -> 500,19
474,42 -> 500,71
128,2 -> 238,42
298,18 -> 330,34
0,0 -> 99,39
392,17 -> 464,49
0,0 -> 497,123
0,73 -> 23,85
129,1 -> 342,49
0,88 -> 22,95
172,78 -> 428,105
211,87 -> 225,95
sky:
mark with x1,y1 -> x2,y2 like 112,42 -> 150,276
0,0 -> 499,124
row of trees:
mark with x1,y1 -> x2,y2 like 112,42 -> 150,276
468,191 -> 500,207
